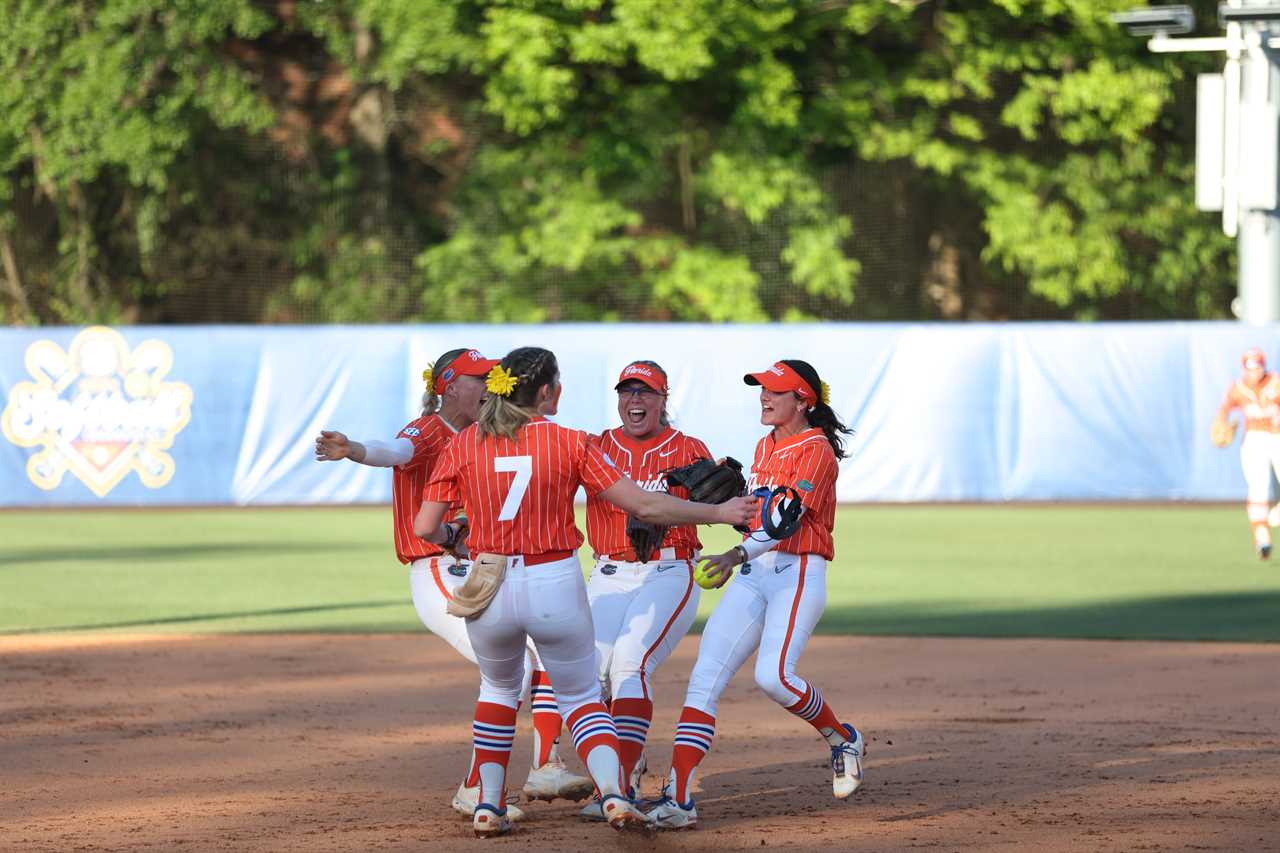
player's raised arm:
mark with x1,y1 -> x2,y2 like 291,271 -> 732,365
314,429 -> 413,466
599,476 -> 757,528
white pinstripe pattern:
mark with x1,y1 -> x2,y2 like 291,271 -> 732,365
748,428 -> 838,560
586,428 -> 711,556
424,419 -> 619,555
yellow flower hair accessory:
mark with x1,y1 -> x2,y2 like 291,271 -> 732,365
820,381 -> 831,407
422,363 -> 434,391
486,364 -> 519,397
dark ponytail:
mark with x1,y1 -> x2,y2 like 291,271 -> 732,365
806,403 -> 854,460
780,359 -> 854,460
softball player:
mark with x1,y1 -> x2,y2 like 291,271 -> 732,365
313,348 -> 590,822
413,346 -> 757,838
1212,347 -> 1280,559
646,359 -> 863,830
578,361 -> 713,819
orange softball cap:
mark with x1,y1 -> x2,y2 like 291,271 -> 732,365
743,361 -> 819,403
616,361 -> 668,394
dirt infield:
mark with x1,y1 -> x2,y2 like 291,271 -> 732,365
2,634 -> 1278,852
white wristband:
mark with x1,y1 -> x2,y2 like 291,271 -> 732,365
739,531 -> 779,562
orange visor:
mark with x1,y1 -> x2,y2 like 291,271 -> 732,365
436,349 -> 499,394
744,361 -> 818,402
616,361 -> 668,394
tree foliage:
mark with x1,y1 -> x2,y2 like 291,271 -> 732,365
0,0 -> 1236,325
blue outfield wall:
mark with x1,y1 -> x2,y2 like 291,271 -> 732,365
0,322 -> 1273,507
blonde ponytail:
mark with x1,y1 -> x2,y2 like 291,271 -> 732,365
478,347 -> 559,440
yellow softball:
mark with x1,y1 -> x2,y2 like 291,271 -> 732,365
693,558 -> 722,590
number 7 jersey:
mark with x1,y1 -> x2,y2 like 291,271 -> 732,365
423,417 -> 623,556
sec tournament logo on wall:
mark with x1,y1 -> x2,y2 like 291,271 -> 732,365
1,326 -> 193,497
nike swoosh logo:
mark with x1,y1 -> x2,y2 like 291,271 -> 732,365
774,565 -> 789,574
659,446 -> 679,456
656,563 -> 674,572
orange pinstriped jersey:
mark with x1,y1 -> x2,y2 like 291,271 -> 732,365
747,427 -> 839,560
391,414 -> 461,565
1223,375 -> 1280,433
423,418 -> 623,557
585,427 -> 712,558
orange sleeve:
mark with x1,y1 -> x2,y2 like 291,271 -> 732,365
685,436 -> 712,462
577,433 -> 623,497
422,441 -> 460,504
397,419 -> 441,472
792,443 -> 838,511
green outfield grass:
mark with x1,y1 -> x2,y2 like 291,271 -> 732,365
1,506 -> 1277,641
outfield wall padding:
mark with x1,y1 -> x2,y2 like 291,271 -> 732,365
0,323 -> 1273,506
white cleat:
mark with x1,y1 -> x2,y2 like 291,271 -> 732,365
579,796 -> 606,822
522,757 -> 594,802
472,803 -> 514,838
646,793 -> 698,830
602,794 -> 653,832
452,783 -> 525,821
629,750 -> 647,797
831,724 -> 865,800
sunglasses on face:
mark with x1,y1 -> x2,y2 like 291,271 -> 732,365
618,386 -> 661,399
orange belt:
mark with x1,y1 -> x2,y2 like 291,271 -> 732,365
521,549 -> 575,566
603,546 -> 694,563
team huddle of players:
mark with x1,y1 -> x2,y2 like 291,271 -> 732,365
315,346 -> 863,837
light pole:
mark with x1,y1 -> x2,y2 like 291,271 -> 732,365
1114,2 -> 1280,323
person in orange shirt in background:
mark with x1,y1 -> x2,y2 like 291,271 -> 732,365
1212,347 -> 1280,559
646,359 -> 865,830
314,348 -> 590,822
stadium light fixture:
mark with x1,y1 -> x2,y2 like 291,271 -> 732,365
1218,1 -> 1280,23
1114,2 -> 1280,324
1110,5 -> 1196,36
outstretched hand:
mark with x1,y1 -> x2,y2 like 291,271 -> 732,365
315,430 -> 352,461
718,495 -> 758,528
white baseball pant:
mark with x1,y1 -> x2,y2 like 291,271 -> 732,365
587,554 -> 700,701
464,555 -> 626,800
408,556 -> 537,700
683,551 -> 828,715
1240,430 -> 1280,534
